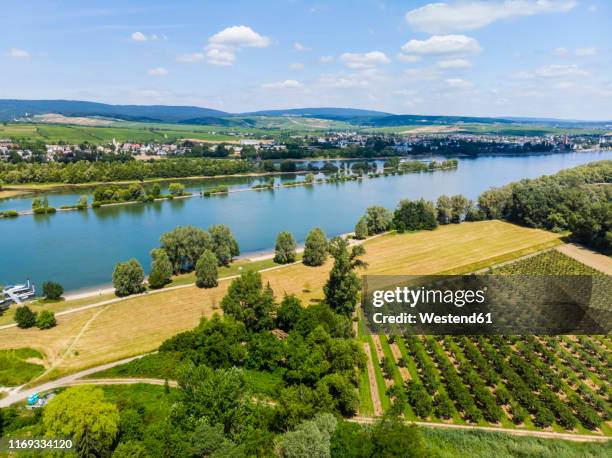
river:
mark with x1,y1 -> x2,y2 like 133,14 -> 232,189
1,151 -> 609,292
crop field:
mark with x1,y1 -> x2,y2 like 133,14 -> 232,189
0,221 -> 561,381
360,251 -> 611,436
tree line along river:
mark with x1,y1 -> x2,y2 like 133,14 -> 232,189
0,150 -> 609,293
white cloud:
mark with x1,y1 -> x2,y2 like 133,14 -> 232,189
262,79 -> 303,89
209,25 -> 269,48
317,74 -> 369,88
437,58 -> 472,69
400,35 -> 481,58
131,31 -> 147,41
587,4 -> 598,12
288,62 -> 304,70
535,64 -> 587,77
204,25 -> 269,66
6,48 -> 30,59
340,51 -> 390,69
148,67 -> 168,76
206,48 -> 236,66
445,78 -> 474,89
406,1 -> 577,34
575,47 -> 596,57
320,55 -> 334,63
397,54 -> 422,63
177,52 -> 205,63
293,42 -> 307,51
552,47 -> 569,56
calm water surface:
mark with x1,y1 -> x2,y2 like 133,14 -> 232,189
1,151 -> 609,292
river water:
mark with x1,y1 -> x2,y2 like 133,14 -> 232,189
1,151 -> 609,292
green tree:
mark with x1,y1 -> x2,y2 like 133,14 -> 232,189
330,420 -> 374,458
354,216 -> 368,240
43,386 -> 119,457
274,231 -> 297,264
196,249 -> 219,288
112,259 -> 145,297
148,248 -> 173,289
436,195 -> 452,225
392,198 -> 438,232
304,173 -> 315,184
14,305 -> 37,328
303,227 -> 328,267
149,183 -> 161,198
168,182 -> 185,196
323,237 -> 367,315
221,271 -> 275,331
276,294 -> 304,332
112,441 -> 148,458
370,417 -> 427,457
42,281 -> 63,300
208,224 -> 240,266
36,310 -> 57,329
450,194 -> 471,223
276,413 -> 337,458
160,225 -> 211,273
364,205 -> 392,234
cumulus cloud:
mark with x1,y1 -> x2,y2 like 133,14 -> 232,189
400,35 -> 481,60
148,67 -> 168,76
340,51 -> 390,69
552,47 -> 597,57
209,25 -> 269,48
176,52 -> 205,63
397,54 -> 422,63
202,25 -> 269,66
293,42 -> 307,51
6,48 -> 30,59
206,48 -> 236,66
262,79 -> 303,89
288,62 -> 304,70
437,58 -> 472,69
406,1 -> 577,34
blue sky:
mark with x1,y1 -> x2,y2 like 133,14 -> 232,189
2,0 -> 610,119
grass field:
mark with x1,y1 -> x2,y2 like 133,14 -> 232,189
421,428 -> 612,457
0,221 -> 562,382
0,348 -> 46,386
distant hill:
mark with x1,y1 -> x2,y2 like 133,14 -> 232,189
242,107 -> 392,118
0,99 -> 229,123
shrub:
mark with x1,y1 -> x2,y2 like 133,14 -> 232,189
15,306 -> 37,328
168,182 -> 185,196
148,248 -> 173,289
36,310 -> 57,329
42,281 -> 63,301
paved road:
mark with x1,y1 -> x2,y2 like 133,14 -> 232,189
0,353 -> 150,408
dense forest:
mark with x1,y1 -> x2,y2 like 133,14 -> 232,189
478,160 -> 611,253
0,158 -> 254,184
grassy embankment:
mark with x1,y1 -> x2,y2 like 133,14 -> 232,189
0,220 -> 562,382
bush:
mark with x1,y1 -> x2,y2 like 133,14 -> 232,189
42,281 -> 63,300
195,250 -> 218,288
14,306 -> 37,328
112,259 -> 145,297
148,248 -> 173,289
168,182 -> 185,196
36,310 -> 57,329
274,231 -> 297,264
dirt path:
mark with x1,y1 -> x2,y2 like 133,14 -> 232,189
370,335 -> 392,388
349,416 -> 611,442
556,244 -> 612,275
65,378 -> 178,388
363,342 -> 383,417
389,341 -> 411,382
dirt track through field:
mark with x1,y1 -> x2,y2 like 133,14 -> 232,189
363,343 -> 383,417
371,335 -> 392,388
389,341 -> 411,382
556,244 -> 612,275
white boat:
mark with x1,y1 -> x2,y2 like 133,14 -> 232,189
0,280 -> 36,308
